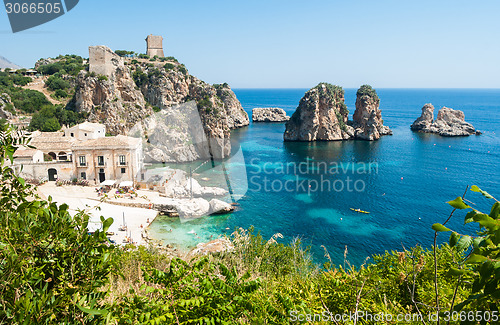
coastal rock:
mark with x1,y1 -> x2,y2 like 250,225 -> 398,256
410,103 -> 435,132
209,199 -> 234,214
73,45 -> 248,162
186,238 -> 234,259
352,85 -> 392,140
252,107 -> 290,122
174,197 -> 210,219
284,83 -> 391,142
284,83 -> 350,141
73,46 -> 151,135
411,105 -> 479,136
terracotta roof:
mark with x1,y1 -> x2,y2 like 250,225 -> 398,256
14,148 -> 40,158
30,132 -> 76,152
72,135 -> 140,150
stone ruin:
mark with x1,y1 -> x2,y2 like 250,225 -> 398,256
146,34 -> 164,57
88,45 -> 124,78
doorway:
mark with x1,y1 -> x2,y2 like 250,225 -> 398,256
48,168 -> 57,181
98,168 -> 105,183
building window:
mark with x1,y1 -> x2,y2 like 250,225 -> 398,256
97,156 -> 104,166
119,155 -> 126,165
81,172 -> 86,180
141,173 -> 145,181
70,132 -> 74,137
85,133 -> 88,136
121,168 -> 126,174
79,155 -> 86,166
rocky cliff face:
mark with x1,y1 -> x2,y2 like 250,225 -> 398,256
411,104 -> 479,136
352,85 -> 392,140
252,107 -> 289,122
73,47 -> 150,135
0,93 -> 14,119
284,83 -> 352,141
72,46 -> 248,162
284,83 -> 392,142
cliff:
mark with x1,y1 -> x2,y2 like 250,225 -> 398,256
284,83 -> 352,141
411,104 -> 480,136
72,46 -> 249,162
284,83 -> 391,142
352,85 -> 392,140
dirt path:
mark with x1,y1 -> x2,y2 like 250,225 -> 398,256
22,77 -> 64,105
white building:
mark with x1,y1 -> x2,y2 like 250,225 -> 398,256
64,121 -> 106,140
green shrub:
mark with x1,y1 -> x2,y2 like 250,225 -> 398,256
46,75 -> 70,91
163,63 -> 175,70
0,127 -> 118,323
98,74 -> 108,81
356,84 -> 379,102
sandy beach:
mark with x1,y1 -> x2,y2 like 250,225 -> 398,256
37,182 -> 158,246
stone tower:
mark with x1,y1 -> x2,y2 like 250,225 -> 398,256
145,34 -> 164,57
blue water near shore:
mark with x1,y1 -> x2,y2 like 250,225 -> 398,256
149,88 -> 500,265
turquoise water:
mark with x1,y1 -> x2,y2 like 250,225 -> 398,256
149,88 -> 500,265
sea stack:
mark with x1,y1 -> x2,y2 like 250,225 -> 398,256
352,85 -> 392,140
411,104 -> 480,136
284,83 -> 352,141
284,83 -> 392,142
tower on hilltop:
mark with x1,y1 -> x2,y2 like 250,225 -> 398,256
145,34 -> 164,57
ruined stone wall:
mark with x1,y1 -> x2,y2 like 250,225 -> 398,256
146,35 -> 164,57
89,45 -> 124,77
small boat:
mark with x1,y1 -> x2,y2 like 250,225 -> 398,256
188,230 -> 196,234
350,208 -> 370,214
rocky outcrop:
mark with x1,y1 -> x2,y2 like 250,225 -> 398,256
352,85 -> 392,140
284,83 -> 392,142
209,199 -> 234,214
284,83 -> 352,141
410,103 -> 435,132
72,45 -> 248,161
252,107 -> 289,122
0,93 -> 14,119
73,47 -> 150,135
411,104 -> 479,136
186,238 -> 234,259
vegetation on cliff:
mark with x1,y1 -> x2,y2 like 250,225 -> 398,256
356,84 -> 379,103
0,126 -> 498,323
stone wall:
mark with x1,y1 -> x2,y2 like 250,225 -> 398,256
146,35 -> 164,57
89,46 -> 124,77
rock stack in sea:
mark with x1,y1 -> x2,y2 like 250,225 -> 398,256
284,83 -> 392,141
352,85 -> 392,140
252,107 -> 290,122
411,104 -> 480,136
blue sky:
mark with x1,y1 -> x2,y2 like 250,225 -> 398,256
1,0 -> 499,88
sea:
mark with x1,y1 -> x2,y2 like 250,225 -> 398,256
148,88 -> 500,266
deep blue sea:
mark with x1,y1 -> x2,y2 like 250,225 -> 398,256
149,88 -> 500,266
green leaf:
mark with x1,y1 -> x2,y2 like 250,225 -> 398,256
471,185 -> 494,199
449,232 -> 460,247
490,202 -> 500,219
456,235 -> 473,251
432,223 -> 451,232
447,197 -> 471,210
466,254 -> 488,264
473,213 -> 499,230
102,217 -> 113,233
76,304 -> 108,316
448,267 -> 467,276
464,211 -> 477,224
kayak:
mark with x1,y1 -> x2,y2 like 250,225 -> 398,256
350,208 -> 370,214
